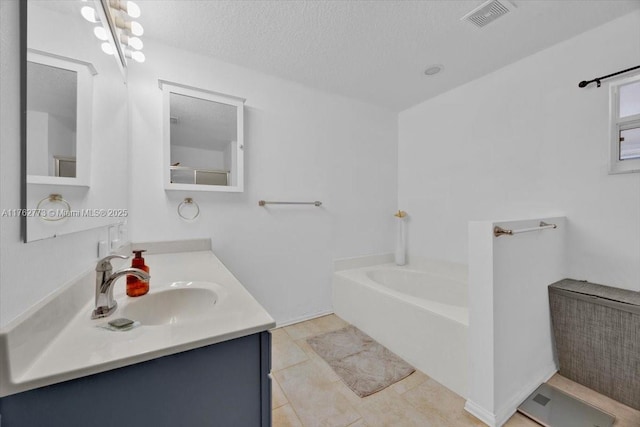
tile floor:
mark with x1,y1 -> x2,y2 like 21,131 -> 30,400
271,314 -> 640,427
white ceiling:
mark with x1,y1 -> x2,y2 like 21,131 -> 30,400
170,92 -> 236,151
140,1 -> 640,111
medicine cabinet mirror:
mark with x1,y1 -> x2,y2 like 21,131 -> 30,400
26,51 -> 94,185
161,80 -> 245,192
22,0 -> 129,242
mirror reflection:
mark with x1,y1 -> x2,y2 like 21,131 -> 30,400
169,93 -> 238,186
24,0 -> 129,242
162,81 -> 245,192
26,62 -> 78,178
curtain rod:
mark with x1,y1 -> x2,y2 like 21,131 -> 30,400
578,65 -> 640,88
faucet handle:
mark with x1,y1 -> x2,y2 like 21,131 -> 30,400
96,255 -> 128,272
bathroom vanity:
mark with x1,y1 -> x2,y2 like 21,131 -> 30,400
0,240 -> 275,426
0,332 -> 271,426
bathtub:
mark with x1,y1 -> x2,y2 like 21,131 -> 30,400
332,260 -> 468,397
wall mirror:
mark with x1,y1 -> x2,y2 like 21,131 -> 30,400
26,50 -> 95,185
161,80 -> 245,192
22,0 -> 129,242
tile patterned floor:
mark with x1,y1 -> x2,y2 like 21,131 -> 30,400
271,314 -> 640,427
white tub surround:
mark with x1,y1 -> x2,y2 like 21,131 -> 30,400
466,217 -> 566,427
333,259 -> 468,397
0,240 -> 275,397
333,253 -> 395,272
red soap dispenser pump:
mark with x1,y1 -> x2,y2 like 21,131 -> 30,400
127,250 -> 149,297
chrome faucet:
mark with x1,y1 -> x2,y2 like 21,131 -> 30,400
92,255 -> 150,319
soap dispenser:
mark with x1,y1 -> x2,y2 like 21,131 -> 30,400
127,250 -> 150,297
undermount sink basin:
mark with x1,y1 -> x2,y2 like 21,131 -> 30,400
120,282 -> 218,326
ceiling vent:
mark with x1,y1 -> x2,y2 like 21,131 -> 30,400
461,0 -> 517,28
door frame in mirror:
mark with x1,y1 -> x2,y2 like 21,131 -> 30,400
25,49 -> 95,187
160,80 -> 246,193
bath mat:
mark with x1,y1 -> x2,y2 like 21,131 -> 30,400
306,325 -> 415,397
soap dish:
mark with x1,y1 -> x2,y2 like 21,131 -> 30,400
97,318 -> 141,332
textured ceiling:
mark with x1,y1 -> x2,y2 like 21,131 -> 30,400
170,92 -> 237,151
142,1 -> 639,110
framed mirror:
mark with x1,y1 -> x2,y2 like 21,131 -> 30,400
160,80 -> 245,192
22,0 -> 130,242
26,50 -> 95,186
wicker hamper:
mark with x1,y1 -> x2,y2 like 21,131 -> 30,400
549,279 -> 640,411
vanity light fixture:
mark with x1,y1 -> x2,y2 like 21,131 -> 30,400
94,26 -> 109,41
81,0 -> 146,69
115,16 -> 144,36
125,50 -> 145,63
101,42 -> 115,55
120,34 -> 143,50
80,6 -> 100,23
109,0 -> 141,19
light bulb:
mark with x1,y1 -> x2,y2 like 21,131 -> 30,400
130,50 -> 145,63
101,42 -> 115,55
130,21 -> 144,36
126,1 -> 141,18
120,35 -> 144,50
94,26 -> 108,41
128,36 -> 143,50
115,17 -> 144,37
81,6 -> 99,23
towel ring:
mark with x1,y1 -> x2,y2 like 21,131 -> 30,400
36,194 -> 71,222
177,197 -> 200,220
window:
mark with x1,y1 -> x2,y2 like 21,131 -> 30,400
610,74 -> 640,174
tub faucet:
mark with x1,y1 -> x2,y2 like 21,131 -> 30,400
92,255 -> 150,319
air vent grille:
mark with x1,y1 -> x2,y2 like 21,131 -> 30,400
461,0 -> 514,28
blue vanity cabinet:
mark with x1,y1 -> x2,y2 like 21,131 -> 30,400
0,331 -> 272,427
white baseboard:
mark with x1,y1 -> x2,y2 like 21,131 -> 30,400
465,399 -> 497,426
274,309 -> 335,328
494,364 -> 558,426
465,364 -> 558,427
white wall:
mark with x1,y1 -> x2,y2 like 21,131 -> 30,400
128,40 -> 398,325
26,110 -> 77,177
170,145 -> 225,171
0,1 -> 125,327
47,115 -> 76,176
467,217 -> 566,427
399,11 -> 640,290
223,142 -> 236,185
26,111 -> 49,176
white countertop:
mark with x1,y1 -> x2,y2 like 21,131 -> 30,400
0,249 -> 275,397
